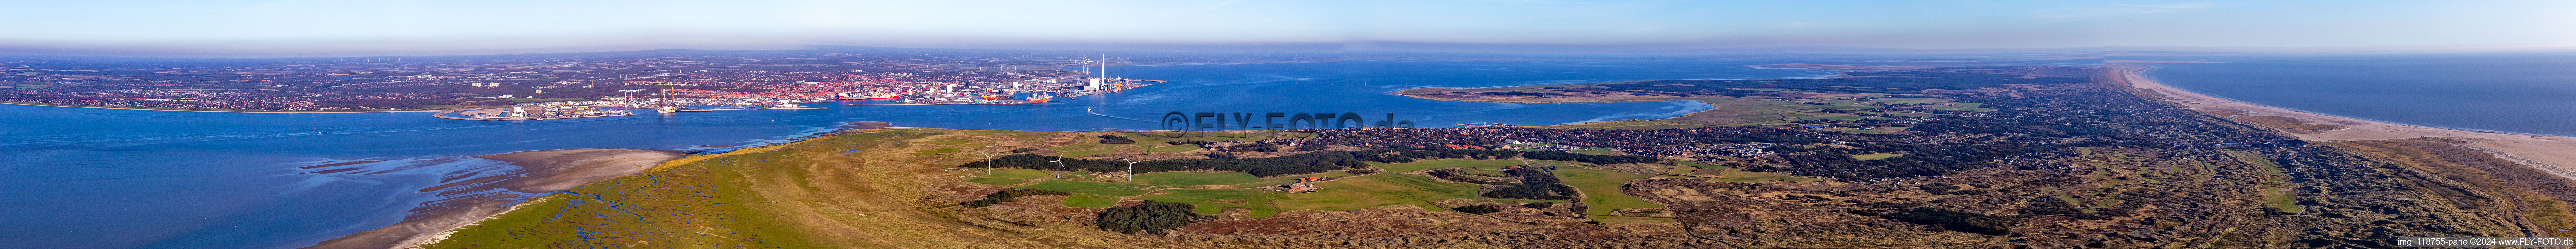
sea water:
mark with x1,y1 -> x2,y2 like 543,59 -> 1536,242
2132,51 -> 2576,137
1,58 -> 1979,249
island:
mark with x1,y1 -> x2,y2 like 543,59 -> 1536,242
331,65 -> 2570,249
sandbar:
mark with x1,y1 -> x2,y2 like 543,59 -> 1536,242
299,149 -> 685,249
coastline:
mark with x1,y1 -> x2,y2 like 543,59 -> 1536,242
0,101 -> 444,113
347,121 -> 913,249
300,149 -> 687,249
2110,64 -> 2576,177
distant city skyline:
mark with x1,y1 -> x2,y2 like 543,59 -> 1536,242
5,0 -> 2573,57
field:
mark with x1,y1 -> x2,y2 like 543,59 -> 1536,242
414,127 -> 1695,248
1376,159 -> 1529,173
982,169 -> 1052,178
1129,172 -> 1263,186
1550,168 -> 1663,215
1011,169 -> 1486,216
967,177 -> 1025,185
1851,153 -> 1904,160
1134,189 -> 1273,215
1226,170 -> 1360,188
1271,174 -> 1480,212
1017,180 -> 1180,196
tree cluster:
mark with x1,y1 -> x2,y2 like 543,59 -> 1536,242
1096,134 -> 1136,144
1094,201 -> 1203,235
1480,168 -> 1578,200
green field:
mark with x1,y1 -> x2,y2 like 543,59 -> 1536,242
1135,189 -> 1273,214
1377,159 -> 1529,173
1851,153 -> 1904,160
982,169 -> 1051,178
1148,144 -> 1201,153
966,177 -> 1024,185
1130,172 -> 1264,186
1227,170 -> 1361,188
1060,194 -> 1122,208
1016,180 -> 1175,196
2264,187 -> 2302,213
1552,168 -> 1663,215
1271,174 -> 1479,211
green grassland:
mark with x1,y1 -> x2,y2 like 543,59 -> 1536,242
1271,174 -> 1480,212
417,127 -> 1687,247
420,131 -> 915,248
1851,153 -> 1904,160
1134,189 -> 1274,215
1376,159 -> 1529,173
983,169 -> 1052,178
1550,168 -> 1663,215
1017,180 -> 1181,196
967,177 -> 1026,185
1226,170 -> 1360,188
1130,172 -> 1264,186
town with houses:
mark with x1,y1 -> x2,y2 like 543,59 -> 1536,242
0,46 -> 1319,115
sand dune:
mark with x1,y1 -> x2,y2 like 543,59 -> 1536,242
2112,64 -> 2576,178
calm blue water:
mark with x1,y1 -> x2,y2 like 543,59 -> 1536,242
2131,52 -> 2576,137
1,59 -> 1926,249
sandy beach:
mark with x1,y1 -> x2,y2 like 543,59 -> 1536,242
2111,64 -> 2576,177
299,149 -> 685,249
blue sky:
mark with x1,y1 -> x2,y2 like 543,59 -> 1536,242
2,0 -> 2572,56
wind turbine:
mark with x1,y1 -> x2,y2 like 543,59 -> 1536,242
1048,151 -> 1068,178
978,152 -> 999,175
1124,158 -> 1140,182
